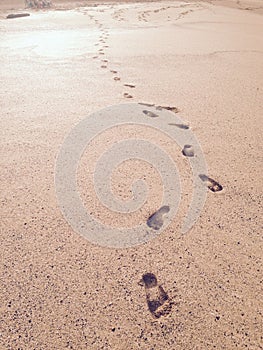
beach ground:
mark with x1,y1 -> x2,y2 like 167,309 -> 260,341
0,0 -> 262,349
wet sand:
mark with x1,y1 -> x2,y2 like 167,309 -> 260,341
0,1 -> 262,349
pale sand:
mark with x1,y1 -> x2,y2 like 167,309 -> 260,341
0,0 -> 262,349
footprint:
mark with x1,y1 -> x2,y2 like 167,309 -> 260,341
147,205 -> 170,230
123,93 -> 133,99
182,144 -> 194,157
143,110 -> 159,118
111,70 -> 118,74
168,123 -> 189,130
99,52 -> 105,55
6,13 -> 30,19
124,84 -> 136,88
156,105 -> 179,113
138,102 -> 154,107
92,56 -> 98,59
102,59 -> 108,63
101,65 -> 107,68
199,174 -> 223,192
114,77 -> 121,81
139,273 -> 173,318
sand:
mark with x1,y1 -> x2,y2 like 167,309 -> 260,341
0,0 -> 262,349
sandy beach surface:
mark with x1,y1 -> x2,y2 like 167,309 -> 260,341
0,0 -> 262,349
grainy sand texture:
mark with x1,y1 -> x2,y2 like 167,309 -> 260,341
0,0 -> 262,349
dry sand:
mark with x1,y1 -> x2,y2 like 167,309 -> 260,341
0,0 -> 262,349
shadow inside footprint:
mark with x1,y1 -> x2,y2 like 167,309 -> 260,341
140,273 -> 173,318
199,174 -> 223,192
168,123 -> 189,130
143,110 -> 159,118
147,205 -> 170,230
